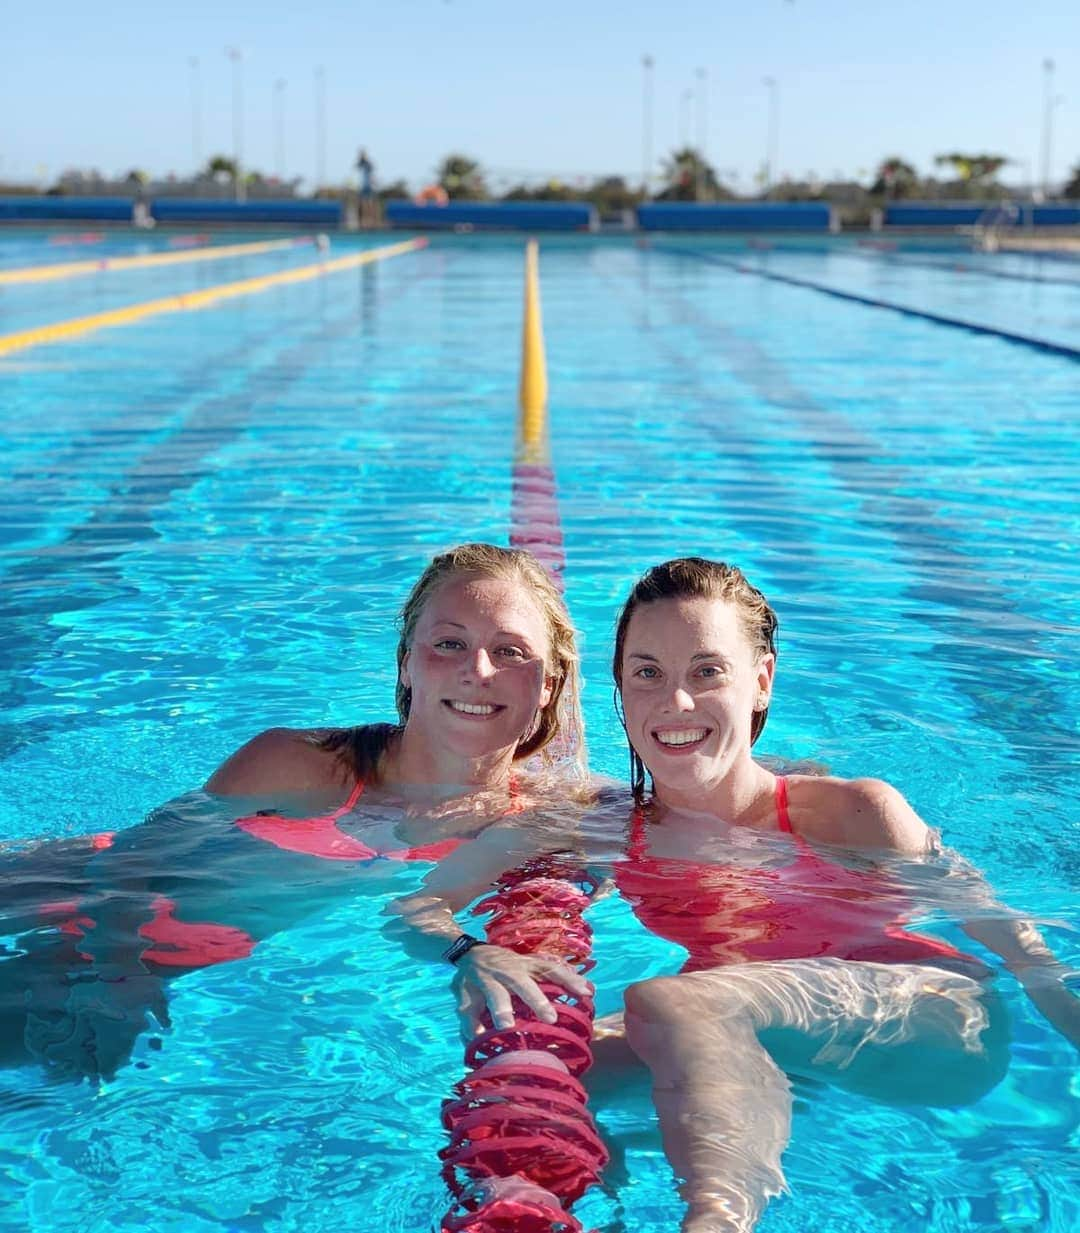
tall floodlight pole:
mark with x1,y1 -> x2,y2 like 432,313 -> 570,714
680,87 -> 694,149
315,65 -> 327,192
641,54 -> 654,198
188,56 -> 202,173
225,46 -> 244,202
274,78 -> 287,181
1039,57 -> 1057,199
763,76 -> 779,197
695,67 -> 708,153
695,66 -> 708,200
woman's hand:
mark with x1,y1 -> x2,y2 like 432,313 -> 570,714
452,943 -> 592,1041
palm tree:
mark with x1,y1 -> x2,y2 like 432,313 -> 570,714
204,154 -> 239,183
436,154 -> 488,201
870,157 -> 919,199
933,153 -> 1009,196
656,148 -> 728,202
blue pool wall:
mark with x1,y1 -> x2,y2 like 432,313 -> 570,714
637,202 -> 834,231
150,199 -> 343,225
384,200 -> 595,230
3,195 -> 1079,231
884,202 -> 1080,227
0,196 -> 343,226
0,196 -> 135,221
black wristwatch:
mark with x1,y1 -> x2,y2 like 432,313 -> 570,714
442,933 -> 487,965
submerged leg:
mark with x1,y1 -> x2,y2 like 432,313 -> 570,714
623,976 -> 791,1232
623,959 -> 1005,1232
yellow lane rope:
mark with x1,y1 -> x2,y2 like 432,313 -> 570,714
0,236 -> 318,286
0,238 -> 428,359
517,238 -> 549,460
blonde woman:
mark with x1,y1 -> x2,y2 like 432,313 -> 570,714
2,544 -> 590,1081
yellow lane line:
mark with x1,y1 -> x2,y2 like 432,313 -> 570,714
0,238 -> 429,359
517,238 -> 549,460
0,237 -> 317,286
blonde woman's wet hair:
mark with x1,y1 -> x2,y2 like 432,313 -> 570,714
323,543 -> 586,784
612,557 -> 779,800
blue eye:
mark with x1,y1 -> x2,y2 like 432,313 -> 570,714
498,646 -> 526,659
635,666 -> 660,680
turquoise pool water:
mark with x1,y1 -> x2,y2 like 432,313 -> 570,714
0,231 -> 1077,1232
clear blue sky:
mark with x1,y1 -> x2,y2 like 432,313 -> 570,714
4,0 -> 1078,192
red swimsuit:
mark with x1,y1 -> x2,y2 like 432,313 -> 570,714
52,778 -> 474,970
615,777 -> 973,974
235,778 -> 468,862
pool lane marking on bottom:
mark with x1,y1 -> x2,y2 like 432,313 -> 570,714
651,242 -> 1080,362
510,238 -> 565,591
0,236 -> 317,286
838,245 -> 1080,290
0,237 -> 429,358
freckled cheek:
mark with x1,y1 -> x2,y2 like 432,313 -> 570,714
408,648 -> 457,699
504,659 -> 545,703
412,647 -> 446,673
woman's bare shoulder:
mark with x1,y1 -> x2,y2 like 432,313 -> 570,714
786,774 -> 929,853
205,727 -> 351,797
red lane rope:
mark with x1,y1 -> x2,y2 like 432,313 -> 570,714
510,463 -> 565,591
439,862 -> 605,1233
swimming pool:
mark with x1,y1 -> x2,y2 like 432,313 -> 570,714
1,230 -> 1077,1232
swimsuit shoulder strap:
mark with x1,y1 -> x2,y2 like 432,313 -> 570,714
774,775 -> 792,833
327,777 -> 365,820
626,804 -> 649,859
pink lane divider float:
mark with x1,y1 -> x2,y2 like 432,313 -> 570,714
439,862 -> 606,1233
510,464 -> 565,588
167,233 -> 213,248
48,232 -> 107,246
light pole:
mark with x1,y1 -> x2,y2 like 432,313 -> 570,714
763,76 -> 779,197
641,54 -> 654,198
315,65 -> 327,192
695,66 -> 708,200
695,67 -> 708,154
274,78 -> 287,182
188,56 -> 202,174
680,87 -> 694,149
1039,58 -> 1064,200
225,46 -> 244,202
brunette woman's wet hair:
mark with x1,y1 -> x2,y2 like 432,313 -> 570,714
612,558 -> 779,801
319,543 -> 584,784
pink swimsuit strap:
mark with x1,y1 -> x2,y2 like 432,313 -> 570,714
774,775 -> 792,832
235,775 -> 521,862
628,775 -> 792,853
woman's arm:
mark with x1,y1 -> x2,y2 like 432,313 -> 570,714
384,820 -> 592,1038
943,859 -> 1080,1050
21,829 -> 171,1083
810,779 -> 1079,1049
797,776 -> 932,854
206,727 -> 345,796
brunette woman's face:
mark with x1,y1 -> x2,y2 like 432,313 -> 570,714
400,574 -> 555,761
619,597 -> 774,798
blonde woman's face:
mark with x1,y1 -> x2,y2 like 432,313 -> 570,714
400,574 -> 555,760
